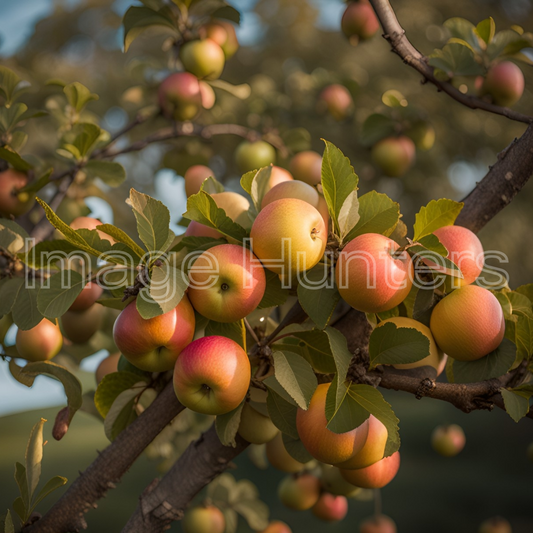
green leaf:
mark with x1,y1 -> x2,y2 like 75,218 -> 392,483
212,5 -> 241,24
208,79 -> 251,100
14,462 -> 29,511
95,224 -> 145,258
360,114 -> 397,147
0,278 -> 24,316
444,17 -> 481,50
150,262 -> 188,314
515,283 -> 533,303
94,371 -> 146,418
3,510 -> 14,533
487,29 -> 523,61
475,17 -> 496,46
37,270 -> 84,318
248,166 -> 273,213
0,146 -> 32,171
136,288 -> 163,319
325,376 -> 370,434
266,388 -> 299,438
25,418 -> 46,500
221,509 -> 238,533
413,199 -> 464,241
19,239 -> 80,270
282,432 -> 314,464
0,66 -> 23,104
408,243 -> 462,278
12,283 -> 43,330
324,327 -> 352,382
258,270 -> 288,309
428,43 -> 485,77
500,388 -> 530,422
85,160 -> 126,187
12,498 -> 25,525
215,401 -> 244,447
515,314 -> 533,360
0,105 -> 35,136
19,169 -> 52,195
508,291 -> 533,317
412,286 -> 436,326
205,320 -> 245,348
63,82 -> 98,113
337,190 -> 360,241
0,219 -> 28,254
233,498 -> 269,531
31,476 -> 67,510
104,385 -> 142,441
9,130 -> 28,151
200,176 -> 224,195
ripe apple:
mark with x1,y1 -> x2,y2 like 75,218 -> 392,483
296,383 -> 368,465
188,244 -> 266,323
199,81 -> 216,109
0,169 -> 34,217
184,165 -> 215,198
371,136 -> 415,177
259,521 -> 292,533
429,285 -> 505,361
376,317 -> 445,373
360,515 -> 397,533
278,474 -> 321,510
182,505 -> 225,533
113,296 -> 195,372
478,517 -> 512,533
341,1 -> 380,44
235,141 -> 277,173
266,432 -> 308,473
336,233 -> 414,313
173,335 -> 251,415
16,319 -> 63,361
61,304 -> 104,344
69,281 -> 103,312
237,402 -> 278,444
180,38 -> 225,80
318,84 -> 353,120
95,352 -> 120,384
250,198 -> 327,282
335,415 -> 387,470
431,424 -> 466,457
70,216 -> 115,244
312,493 -> 348,522
201,21 -> 239,58
320,465 -> 362,497
158,72 -> 203,121
480,61 -> 524,107
340,451 -> 400,489
289,151 -> 322,186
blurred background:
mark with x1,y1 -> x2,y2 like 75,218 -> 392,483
1,0 -> 533,531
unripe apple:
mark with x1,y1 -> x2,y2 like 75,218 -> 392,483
278,474 -> 321,510
235,141 -> 277,173
336,233 -> 414,313
180,38 -> 225,80
371,136 -> 415,177
296,383 -> 368,465
360,515 -> 397,533
95,352 -> 120,384
70,216 -> 115,244
480,61 -> 524,107
341,1 -> 380,44
478,517 -> 512,533
0,169 -> 34,217
199,81 -> 216,109
318,84 -> 353,120
237,402 -> 278,444
184,165 -> 215,198
320,465 -> 361,496
61,304 -> 104,344
289,151 -> 322,186
201,21 -> 239,58
69,281 -> 103,312
259,521 -> 292,533
429,285 -> 505,361
188,244 -> 266,323
266,432 -> 307,473
376,317 -> 445,373
113,296 -> 195,372
182,505 -> 225,533
406,121 -> 435,151
173,335 -> 251,415
158,72 -> 202,121
340,451 -> 400,489
312,493 -> 348,522
16,319 -> 63,361
335,415 -> 387,470
431,424 -> 465,457
250,198 -> 327,282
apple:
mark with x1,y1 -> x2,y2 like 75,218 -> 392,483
182,505 -> 225,533
296,383 -> 368,465
259,521 -> 292,533
341,1 -> 380,44
173,335 -> 250,415
312,493 -> 348,522
237,402 -> 278,444
406,121 -> 435,151
289,151 -> 322,186
320,465 -> 362,497
184,165 -> 215,198
336,233 -> 414,313
360,515 -> 397,533
201,21 -> 239,58
70,216 -> 115,244
199,81 -> 216,109
266,432 -> 308,473
180,39 -> 225,80
480,61 -> 524,107
250,198 -> 327,283
95,352 -> 120,384
113,296 -> 195,372
371,136 -> 415,177
335,415 -> 387,470
431,424 -> 466,457
340,451 -> 400,489
376,317 -> 445,373
61,304 -> 104,344
278,474 -> 321,510
16,319 -> 63,361
429,285 -> 505,361
318,84 -> 353,120
0,169 -> 34,217
235,141 -> 277,173
478,517 -> 512,533
69,281 -> 103,312
158,72 -> 203,121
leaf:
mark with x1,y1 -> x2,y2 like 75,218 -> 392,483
444,17 -> 481,50
37,270 -> 84,318
0,146 -> 33,171
337,189 -> 360,241
222,509 -> 238,533
412,286 -> 436,326
272,351 -> 317,410
408,243 -> 462,278
360,113 -> 397,147
70,123 -> 102,158
247,444 -> 268,470
265,388 -> 299,439
428,43 -> 485,77
94,371 -> 146,417
508,291 -> 533,317
12,498 -> 25,524
208,79 -> 251,100
0,105 -> 36,137
413,199 -> 464,241
136,287 -> 163,319
19,239 -> 81,270
0,278 -> 24,316
324,327 -> 353,383
0,219 -> 29,254
325,376 -> 370,434
212,4 -> 241,24
233,499 -> 269,531
3,510 -> 14,533
215,401 -> 244,447
123,5 -> 178,52
25,418 -> 46,500
63,82 -> 98,113
31,476 -> 68,510
104,385 -> 142,441
382,89 -> 407,108
85,160 -> 126,187
12,283 -> 43,330
95,224 -> 145,258
515,283 -> 533,303
14,462 -> 29,510
500,388 -> 530,422
200,175 -> 224,195
150,262 -> 188,314
515,314 -> 533,360
487,29 -> 523,61
282,432 -> 314,463
281,128 -> 311,153
475,17 -> 496,45
0,65 -> 23,104
258,270 -> 288,309
205,320 -> 245,348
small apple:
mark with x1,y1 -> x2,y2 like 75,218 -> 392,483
340,451 -> 400,489
182,505 -> 225,533
341,1 -> 380,44
318,84 -> 353,120
69,281 -> 103,312
431,424 -> 466,457
336,233 -> 414,314
158,72 -> 202,121
61,304 -> 104,344
289,151 -> 322,186
371,136 -> 415,177
199,81 -> 216,109
237,402 -> 278,444
0,169 -> 34,217
360,515 -> 397,533
320,465 -> 361,497
180,38 -> 225,80
266,432 -> 308,473
200,20 -> 239,58
16,319 -> 63,361
173,335 -> 251,415
312,493 -> 348,522
113,296 -> 195,372
430,285 -> 505,361
184,165 -> 215,198
278,474 -> 321,511
480,61 -> 524,107
70,216 -> 115,244
259,521 -> 292,533
95,352 -> 120,384
478,517 -> 512,533
235,141 -> 277,173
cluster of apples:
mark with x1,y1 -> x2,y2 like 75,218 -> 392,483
158,19 -> 238,121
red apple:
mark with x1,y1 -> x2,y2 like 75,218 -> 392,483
340,451 -> 400,489
259,521 -> 292,533
318,84 -> 353,120
96,352 -> 120,384
69,281 -> 103,312
431,424 -> 466,457
360,515 -> 397,533
70,216 -> 115,244
371,136 -> 415,177
312,493 -> 348,522
341,1 -> 380,44
199,81 -> 216,109
289,151 -> 322,186
184,165 -> 215,198
278,474 -> 321,510
182,505 -> 225,533
201,21 -> 239,58
16,319 -> 63,361
0,169 -> 34,217
158,72 -> 202,121
480,61 -> 524,107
